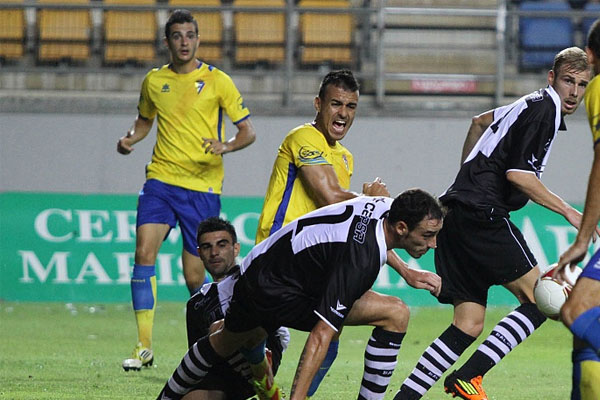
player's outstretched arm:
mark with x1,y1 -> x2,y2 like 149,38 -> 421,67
117,115 -> 154,155
556,145 -> 600,283
386,251 -> 442,296
202,117 -> 256,155
290,320 -> 336,400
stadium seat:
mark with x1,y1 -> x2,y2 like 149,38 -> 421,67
298,0 -> 354,67
232,0 -> 286,66
0,0 -> 25,61
168,0 -> 223,64
37,0 -> 92,63
519,1 -> 574,71
103,0 -> 157,64
582,3 -> 600,42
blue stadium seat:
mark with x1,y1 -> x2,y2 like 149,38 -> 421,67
519,1 -> 574,70
582,4 -> 600,41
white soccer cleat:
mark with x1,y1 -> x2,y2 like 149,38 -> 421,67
122,342 -> 153,371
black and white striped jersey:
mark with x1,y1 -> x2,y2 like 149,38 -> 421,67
240,196 -> 391,332
441,85 -> 566,213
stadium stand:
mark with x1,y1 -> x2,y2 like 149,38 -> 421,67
232,0 -> 286,66
168,0 -> 223,64
582,2 -> 600,40
103,0 -> 157,64
381,0 -> 498,95
0,0 -> 25,62
298,0 -> 354,68
37,0 -> 92,63
518,1 -> 574,71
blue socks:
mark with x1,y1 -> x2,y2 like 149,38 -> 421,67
308,340 -> 339,396
131,264 -> 155,310
570,307 -> 600,353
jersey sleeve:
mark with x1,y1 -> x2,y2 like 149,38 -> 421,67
285,128 -> 332,169
217,71 -> 250,124
505,116 -> 552,174
313,222 -> 381,331
586,79 -> 600,148
137,71 -> 157,120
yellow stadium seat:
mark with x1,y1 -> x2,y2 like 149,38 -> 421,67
0,0 -> 25,60
298,0 -> 354,67
37,0 -> 91,62
168,0 -> 223,64
104,0 -> 157,64
232,0 -> 285,65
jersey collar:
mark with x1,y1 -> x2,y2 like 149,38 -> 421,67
545,84 -> 567,131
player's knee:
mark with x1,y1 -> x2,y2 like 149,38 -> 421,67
455,319 -> 484,338
386,297 -> 410,332
560,296 -> 587,327
135,244 -> 159,265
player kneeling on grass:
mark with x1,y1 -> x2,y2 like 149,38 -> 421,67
184,217 -> 290,399
157,189 -> 445,400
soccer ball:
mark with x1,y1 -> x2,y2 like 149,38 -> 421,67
533,264 -> 580,320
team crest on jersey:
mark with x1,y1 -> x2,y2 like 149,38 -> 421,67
195,80 -> 205,94
527,89 -> 544,102
161,84 -> 170,93
342,154 -> 349,170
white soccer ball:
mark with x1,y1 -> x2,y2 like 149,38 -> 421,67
533,264 -> 580,320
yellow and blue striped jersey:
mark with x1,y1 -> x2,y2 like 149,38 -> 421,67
138,62 -> 250,194
255,123 -> 353,243
586,75 -> 600,147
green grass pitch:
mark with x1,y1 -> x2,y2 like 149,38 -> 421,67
0,302 -> 571,399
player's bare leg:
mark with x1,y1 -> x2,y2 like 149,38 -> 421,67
182,248 -> 206,295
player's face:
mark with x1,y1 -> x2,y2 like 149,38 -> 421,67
548,66 -> 591,115
314,85 -> 359,146
165,22 -> 199,65
196,231 -> 240,281
402,217 -> 443,259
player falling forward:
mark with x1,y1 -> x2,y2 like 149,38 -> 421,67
157,189 -> 445,400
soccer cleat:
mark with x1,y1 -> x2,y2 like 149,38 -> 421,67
251,374 -> 284,400
122,342 -> 154,371
444,371 -> 488,400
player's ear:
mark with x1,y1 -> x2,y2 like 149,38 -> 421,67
395,221 -> 408,237
233,242 -> 241,258
547,69 -> 555,86
314,96 -> 321,113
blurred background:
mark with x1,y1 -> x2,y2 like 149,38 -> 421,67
1,0 -> 599,303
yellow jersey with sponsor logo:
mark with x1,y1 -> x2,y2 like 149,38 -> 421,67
137,62 -> 250,194
586,74 -> 600,147
255,123 -> 353,243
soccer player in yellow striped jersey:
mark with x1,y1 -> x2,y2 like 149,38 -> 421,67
255,122 -> 354,242
255,70 -> 444,399
117,9 -> 256,372
556,19 -> 600,400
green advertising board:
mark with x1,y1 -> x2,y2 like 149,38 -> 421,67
0,192 -> 595,305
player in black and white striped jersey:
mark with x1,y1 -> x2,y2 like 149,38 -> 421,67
184,216 -> 290,399
157,189 -> 445,400
395,47 -> 593,400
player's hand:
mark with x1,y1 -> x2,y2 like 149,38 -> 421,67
554,241 -> 588,285
362,177 -> 390,197
117,130 -> 135,154
403,268 -> 442,297
202,138 -> 229,155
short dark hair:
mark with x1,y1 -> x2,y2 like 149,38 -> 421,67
196,217 -> 237,245
318,69 -> 360,99
588,19 -> 600,59
388,188 -> 446,230
165,9 -> 198,38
